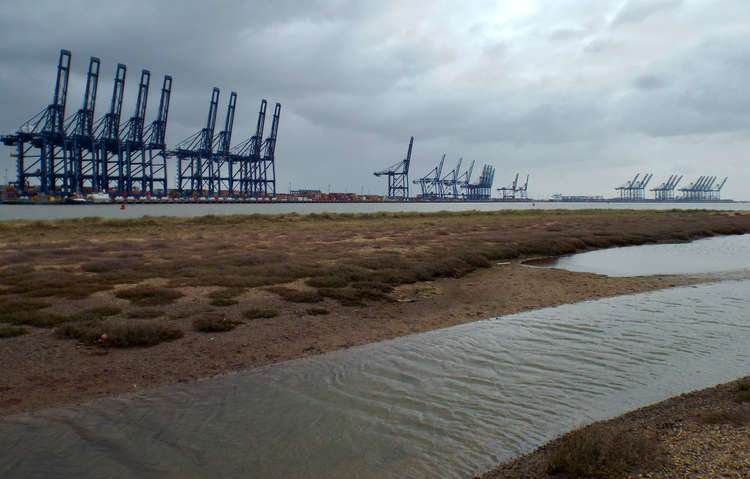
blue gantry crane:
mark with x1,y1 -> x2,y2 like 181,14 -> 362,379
213,92 -> 237,195
2,49 -> 279,200
413,153 -> 445,198
95,63 -> 127,195
173,88 -> 220,197
440,157 -> 465,199
257,102 -> 281,198
650,175 -> 682,201
66,56 -> 101,194
374,136 -> 413,199
1,50 -> 71,195
141,75 -> 172,196
232,100 -> 267,197
120,69 -> 151,195
462,164 -> 495,200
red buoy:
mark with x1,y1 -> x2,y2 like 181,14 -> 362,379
120,204 -> 126,210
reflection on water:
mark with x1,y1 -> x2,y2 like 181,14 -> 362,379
531,234 -> 750,276
2,201 -> 750,221
2,281 -> 749,478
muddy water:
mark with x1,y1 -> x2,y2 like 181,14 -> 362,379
531,233 -> 750,276
2,280 -> 749,478
2,201 -> 750,221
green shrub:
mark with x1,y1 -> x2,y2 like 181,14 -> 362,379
305,307 -> 330,316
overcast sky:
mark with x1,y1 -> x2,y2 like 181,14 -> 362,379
1,0 -> 748,199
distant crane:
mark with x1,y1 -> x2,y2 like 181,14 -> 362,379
232,99 -> 267,197
213,92 -> 238,195
95,63 -> 127,195
413,153 -> 445,198
462,164 -> 495,200
650,175 -> 682,201
257,102 -> 281,198
66,56 -> 101,194
172,88 -> 220,197
142,74 -> 173,196
120,69 -> 151,196
616,173 -> 652,200
374,136 -> 412,199
440,157 -> 463,200
498,173 -> 530,200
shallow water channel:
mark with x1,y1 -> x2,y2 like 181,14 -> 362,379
530,233 -> 750,276
2,280 -> 750,478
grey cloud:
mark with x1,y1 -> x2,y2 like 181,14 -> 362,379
611,0 -> 683,27
633,74 -> 668,90
1,0 -> 749,199
616,34 -> 750,136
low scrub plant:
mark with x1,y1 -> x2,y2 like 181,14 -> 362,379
193,316 -> 239,332
57,319 -> 183,347
305,307 -> 330,315
546,422 -> 665,477
78,306 -> 122,321
266,286 -> 321,303
243,308 -> 279,320
701,408 -> 750,425
208,287 -> 245,307
115,286 -> 184,306
0,326 -> 29,338
126,309 -> 165,319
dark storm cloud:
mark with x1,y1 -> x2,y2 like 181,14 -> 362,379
0,0 -> 749,199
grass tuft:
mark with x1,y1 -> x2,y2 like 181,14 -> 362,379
547,422 -> 665,477
266,286 -> 322,303
243,308 -> 279,320
193,315 -> 239,332
318,286 -> 391,306
78,306 -> 122,321
208,287 -> 245,307
0,326 -> 29,338
701,408 -> 750,425
126,309 -> 165,319
115,286 -> 184,306
306,307 -> 330,315
57,319 -> 183,347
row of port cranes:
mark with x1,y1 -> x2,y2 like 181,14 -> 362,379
615,173 -> 653,200
412,154 -> 479,200
676,175 -> 727,201
1,49 -> 281,199
375,136 -> 497,200
616,173 -> 728,201
0,50 -> 171,197
497,173 -> 529,200
171,90 -> 280,199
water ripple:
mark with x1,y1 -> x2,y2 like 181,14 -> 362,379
2,280 -> 750,478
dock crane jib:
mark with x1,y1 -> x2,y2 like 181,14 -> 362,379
374,136 -> 412,199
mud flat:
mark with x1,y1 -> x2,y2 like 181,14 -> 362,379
1,209 -> 749,416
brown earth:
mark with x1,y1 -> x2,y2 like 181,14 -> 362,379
0,209 -> 749,477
